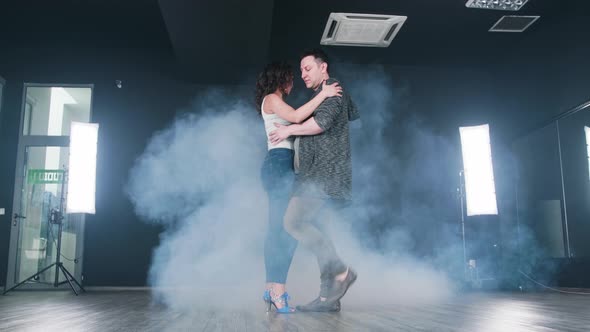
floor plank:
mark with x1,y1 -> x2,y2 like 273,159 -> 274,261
1,290 -> 589,331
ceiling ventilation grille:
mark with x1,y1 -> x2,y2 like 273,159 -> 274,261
489,15 -> 539,32
320,13 -> 407,47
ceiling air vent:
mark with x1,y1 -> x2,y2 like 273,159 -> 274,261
489,15 -> 539,32
320,13 -> 407,47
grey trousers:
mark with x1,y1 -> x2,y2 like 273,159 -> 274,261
283,196 -> 348,298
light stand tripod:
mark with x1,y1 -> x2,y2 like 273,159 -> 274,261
457,170 -> 481,288
457,170 -> 468,279
3,170 -> 85,295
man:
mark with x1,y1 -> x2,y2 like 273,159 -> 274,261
269,48 -> 359,312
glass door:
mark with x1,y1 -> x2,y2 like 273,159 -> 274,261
14,147 -> 85,285
5,84 -> 92,290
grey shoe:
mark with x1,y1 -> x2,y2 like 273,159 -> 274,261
325,268 -> 357,303
296,297 -> 341,312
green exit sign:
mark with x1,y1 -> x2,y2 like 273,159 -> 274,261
27,169 -> 65,184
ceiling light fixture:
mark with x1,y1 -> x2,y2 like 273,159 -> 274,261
466,0 -> 528,11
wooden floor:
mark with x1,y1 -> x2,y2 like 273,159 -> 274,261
1,289 -> 589,331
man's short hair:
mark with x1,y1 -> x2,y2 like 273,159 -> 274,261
300,48 -> 330,72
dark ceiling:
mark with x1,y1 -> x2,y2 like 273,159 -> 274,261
267,0 -> 585,65
1,0 -> 588,83
159,0 -> 589,80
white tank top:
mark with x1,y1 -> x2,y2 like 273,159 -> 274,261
261,96 -> 294,150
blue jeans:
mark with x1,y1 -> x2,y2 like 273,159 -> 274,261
261,148 -> 298,284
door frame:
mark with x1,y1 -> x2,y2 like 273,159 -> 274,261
5,83 -> 94,290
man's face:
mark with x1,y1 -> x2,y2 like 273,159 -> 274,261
300,55 -> 326,90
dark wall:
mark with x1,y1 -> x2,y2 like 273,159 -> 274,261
493,9 -> 590,286
285,61 -> 513,272
0,0 -> 196,286
1,1 -> 589,287
1,51 -> 506,286
493,2 -> 590,139
294,40 -> 590,285
0,47 -> 201,286
2,47 -> 581,287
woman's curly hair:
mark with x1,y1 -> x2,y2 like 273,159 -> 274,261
255,61 -> 294,114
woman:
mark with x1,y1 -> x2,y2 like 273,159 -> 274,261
255,61 -> 341,313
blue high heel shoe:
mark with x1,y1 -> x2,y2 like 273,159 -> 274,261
263,290 -> 272,309
263,290 -> 295,313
